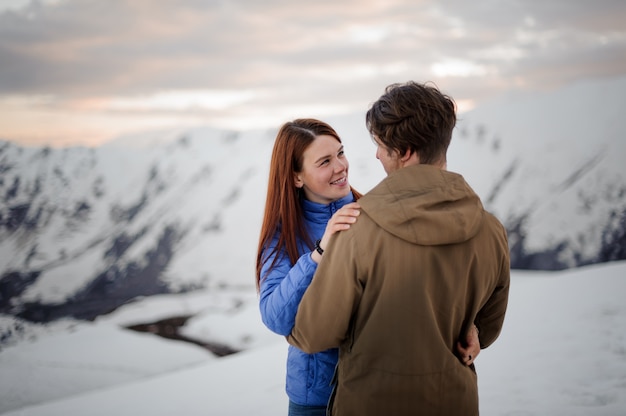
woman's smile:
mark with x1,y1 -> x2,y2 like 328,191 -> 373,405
331,176 -> 347,186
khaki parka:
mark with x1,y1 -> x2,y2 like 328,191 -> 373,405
288,164 -> 510,416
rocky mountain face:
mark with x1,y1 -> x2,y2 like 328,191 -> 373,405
0,128 -> 276,324
447,76 -> 626,270
1,76 -> 625,326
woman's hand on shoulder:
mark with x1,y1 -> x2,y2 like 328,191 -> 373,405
323,202 -> 361,243
327,202 -> 361,234
312,202 -> 360,263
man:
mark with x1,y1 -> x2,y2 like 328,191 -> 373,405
287,81 -> 510,416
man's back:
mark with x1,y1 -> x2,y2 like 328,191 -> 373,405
289,165 -> 510,415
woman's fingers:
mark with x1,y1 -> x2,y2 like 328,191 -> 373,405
336,205 -> 361,221
322,203 -> 362,244
328,209 -> 360,232
334,212 -> 359,224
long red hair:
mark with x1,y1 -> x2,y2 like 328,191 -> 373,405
255,119 -> 361,291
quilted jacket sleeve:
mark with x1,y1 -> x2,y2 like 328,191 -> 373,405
259,237 -> 318,336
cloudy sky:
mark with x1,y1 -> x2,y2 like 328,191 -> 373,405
1,0 -> 625,147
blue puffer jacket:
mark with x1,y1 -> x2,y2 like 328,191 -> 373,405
259,193 -> 356,406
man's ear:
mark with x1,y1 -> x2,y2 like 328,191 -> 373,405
400,149 -> 420,166
294,173 -> 304,188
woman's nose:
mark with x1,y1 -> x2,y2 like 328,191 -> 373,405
334,159 -> 347,172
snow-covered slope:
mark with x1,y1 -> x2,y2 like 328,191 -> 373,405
447,76 -> 626,269
1,262 -> 624,415
0,128 -> 277,323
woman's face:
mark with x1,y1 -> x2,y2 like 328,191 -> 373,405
294,134 -> 351,204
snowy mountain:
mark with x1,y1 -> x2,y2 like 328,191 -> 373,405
1,76 -> 625,343
448,76 -> 626,270
0,127 -> 276,325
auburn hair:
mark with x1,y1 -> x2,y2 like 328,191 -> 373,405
255,119 -> 361,291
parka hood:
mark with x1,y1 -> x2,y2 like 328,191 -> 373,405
359,164 -> 484,246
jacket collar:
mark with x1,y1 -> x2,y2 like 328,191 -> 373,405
301,193 -> 355,224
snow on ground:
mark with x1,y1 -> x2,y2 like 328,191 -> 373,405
1,261 -> 625,416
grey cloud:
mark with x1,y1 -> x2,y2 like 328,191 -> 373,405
0,0 -> 624,107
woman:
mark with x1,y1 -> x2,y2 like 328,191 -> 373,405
256,118 -> 480,415
256,118 -> 361,415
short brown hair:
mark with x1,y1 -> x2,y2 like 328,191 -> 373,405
365,81 -> 456,164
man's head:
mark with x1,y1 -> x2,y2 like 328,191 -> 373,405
365,81 -> 456,174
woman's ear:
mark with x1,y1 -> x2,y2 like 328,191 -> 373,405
294,173 -> 304,188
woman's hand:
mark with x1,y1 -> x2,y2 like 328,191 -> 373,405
456,325 -> 480,366
311,202 -> 360,263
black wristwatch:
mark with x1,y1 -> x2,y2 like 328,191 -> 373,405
314,239 -> 324,255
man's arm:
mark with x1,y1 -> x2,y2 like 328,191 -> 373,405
475,224 -> 511,348
287,230 -> 363,353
